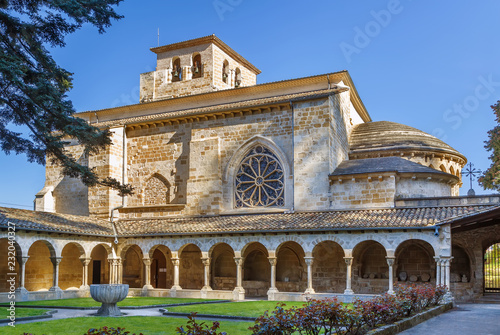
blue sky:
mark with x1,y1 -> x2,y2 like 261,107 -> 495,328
2,0 -> 499,209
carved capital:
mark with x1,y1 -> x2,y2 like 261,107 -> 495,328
234,257 -> 244,267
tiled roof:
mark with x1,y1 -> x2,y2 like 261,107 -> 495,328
349,121 -> 465,160
330,157 -> 456,178
114,205 -> 498,236
0,207 -> 113,236
1,205 -> 498,237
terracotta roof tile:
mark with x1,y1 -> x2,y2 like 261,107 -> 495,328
1,205 -> 497,237
114,205 -> 497,236
0,207 -> 113,236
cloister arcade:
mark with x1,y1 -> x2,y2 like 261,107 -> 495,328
0,230 -> 457,302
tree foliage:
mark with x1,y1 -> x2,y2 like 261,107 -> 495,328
479,100 -> 500,192
0,0 -> 133,196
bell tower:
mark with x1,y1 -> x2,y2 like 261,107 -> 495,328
139,35 -> 261,102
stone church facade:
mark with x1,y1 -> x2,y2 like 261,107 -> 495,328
1,35 -> 499,303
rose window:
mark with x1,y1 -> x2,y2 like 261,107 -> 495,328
235,145 -> 285,208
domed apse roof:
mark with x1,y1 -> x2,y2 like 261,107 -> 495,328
349,121 -> 465,160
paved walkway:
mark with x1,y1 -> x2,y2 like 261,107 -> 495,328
10,307 -> 165,325
399,304 -> 500,335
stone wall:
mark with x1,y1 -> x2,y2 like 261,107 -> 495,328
25,241 -> 53,291
330,175 -> 396,209
451,224 -> 500,302
35,140 -> 89,215
59,243 -> 83,290
88,127 -> 124,218
396,177 -> 452,199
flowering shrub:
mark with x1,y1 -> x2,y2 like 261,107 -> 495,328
248,284 -> 447,335
248,303 -> 297,335
85,327 -> 143,335
176,312 -> 227,335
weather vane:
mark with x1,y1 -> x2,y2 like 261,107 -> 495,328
462,162 -> 481,196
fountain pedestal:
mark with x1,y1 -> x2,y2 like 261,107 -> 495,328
90,284 -> 129,316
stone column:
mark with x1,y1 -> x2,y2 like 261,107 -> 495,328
233,257 -> 245,301
440,259 -> 446,287
386,257 -> 395,294
171,257 -> 182,293
201,258 -> 212,291
18,256 -> 29,289
80,258 -> 91,289
49,257 -> 63,294
304,257 -> 315,294
117,258 -> 123,284
108,258 -> 115,284
230,69 -> 236,87
16,256 -> 29,297
344,257 -> 354,294
434,257 -> 442,286
142,258 -> 153,290
267,257 -> 279,300
444,257 -> 453,290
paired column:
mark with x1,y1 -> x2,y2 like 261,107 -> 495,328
233,257 -> 245,301
16,256 -> 29,295
434,256 -> 453,290
344,257 -> 354,294
108,257 -> 122,284
304,257 -> 315,294
80,258 -> 91,289
201,258 -> 212,291
434,257 -> 442,286
267,257 -> 279,299
49,257 -> 63,291
171,257 -> 182,291
142,258 -> 153,290
386,257 -> 395,294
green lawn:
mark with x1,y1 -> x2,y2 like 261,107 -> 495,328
0,307 -> 49,318
167,300 -> 307,318
0,316 -> 254,335
0,297 -> 219,308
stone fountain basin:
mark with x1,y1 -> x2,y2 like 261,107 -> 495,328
90,284 -> 129,316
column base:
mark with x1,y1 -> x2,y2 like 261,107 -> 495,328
267,287 -> 279,301
200,286 -> 212,298
15,287 -> 29,301
142,285 -> 154,291
49,286 -> 63,299
304,288 -> 315,295
170,285 -> 182,297
79,285 -> 90,290
232,286 -> 245,301
442,291 -> 455,305
343,289 -> 354,295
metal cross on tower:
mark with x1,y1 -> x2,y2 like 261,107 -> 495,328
462,162 -> 482,196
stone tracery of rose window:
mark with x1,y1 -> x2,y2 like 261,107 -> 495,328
235,145 -> 285,208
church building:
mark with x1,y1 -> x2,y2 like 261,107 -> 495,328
1,35 -> 499,303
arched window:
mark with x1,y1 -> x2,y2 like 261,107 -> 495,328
143,174 -> 171,205
172,57 -> 182,82
222,60 -> 229,84
235,68 -> 242,87
192,54 -> 202,79
235,145 -> 285,208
